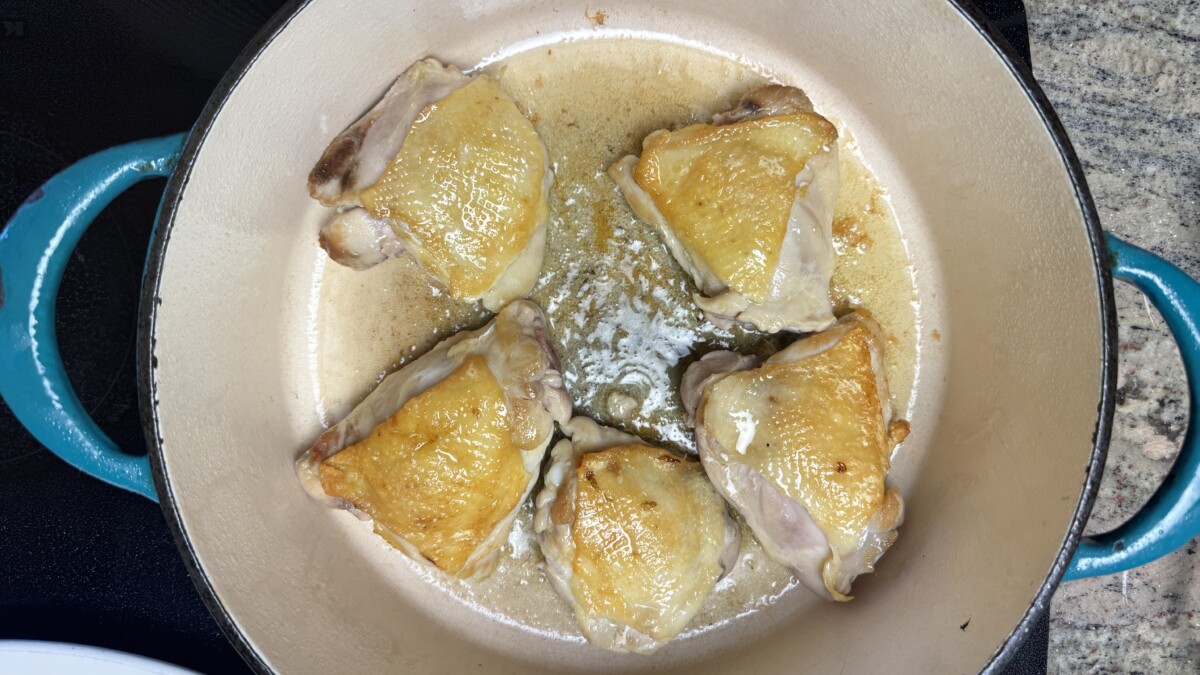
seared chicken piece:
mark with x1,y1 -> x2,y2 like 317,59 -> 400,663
534,417 -> 739,653
309,58 -> 552,310
681,311 -> 908,600
609,85 -> 839,333
298,300 -> 571,578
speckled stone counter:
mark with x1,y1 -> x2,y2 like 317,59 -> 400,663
1024,0 -> 1199,672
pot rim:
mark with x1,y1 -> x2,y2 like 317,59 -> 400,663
938,7 -> 1116,674
136,1 -> 1118,672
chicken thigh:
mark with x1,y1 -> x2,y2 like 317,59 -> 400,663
298,300 -> 571,578
681,311 -> 908,600
534,417 -> 739,653
309,58 -> 552,311
608,85 -> 839,333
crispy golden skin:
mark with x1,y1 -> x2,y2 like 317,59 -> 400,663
319,356 -> 529,575
359,76 -> 548,300
703,320 -> 888,553
568,444 -> 727,641
633,114 -> 837,303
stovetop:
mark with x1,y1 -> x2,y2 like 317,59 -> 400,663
0,1 -> 1042,673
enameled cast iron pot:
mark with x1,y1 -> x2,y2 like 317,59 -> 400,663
2,1 -> 1198,672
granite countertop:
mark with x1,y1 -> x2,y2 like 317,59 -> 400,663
1024,0 -> 1200,672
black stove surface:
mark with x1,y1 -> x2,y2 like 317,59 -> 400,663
0,2 -> 1042,673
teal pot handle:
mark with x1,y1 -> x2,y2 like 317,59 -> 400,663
0,134 -> 186,502
1066,233 -> 1200,579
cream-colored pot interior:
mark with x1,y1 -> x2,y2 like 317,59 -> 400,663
147,0 -> 1105,672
